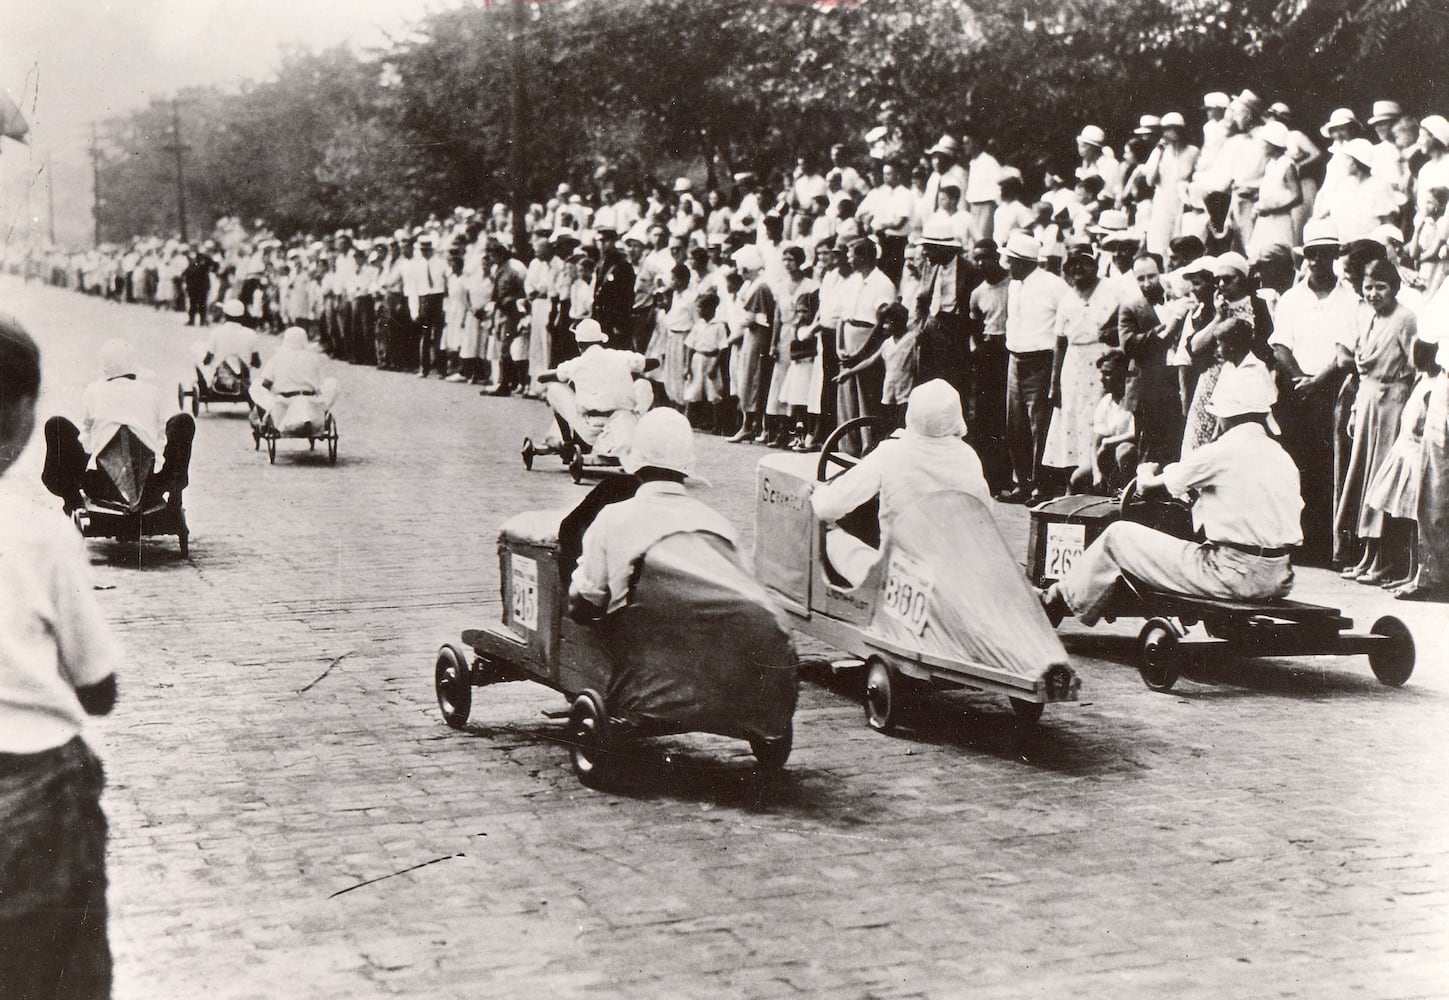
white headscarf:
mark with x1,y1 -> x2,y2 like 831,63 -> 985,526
904,380 -> 967,439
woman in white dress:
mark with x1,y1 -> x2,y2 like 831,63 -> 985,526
1248,121 -> 1302,259
1043,251 -> 1119,481
1143,112 -> 1199,257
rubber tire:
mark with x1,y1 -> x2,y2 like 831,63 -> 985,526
252,427 -> 260,451
1009,697 -> 1045,722
434,644 -> 473,729
521,437 -> 534,471
266,436 -> 276,464
177,384 -> 185,413
190,389 -> 199,417
865,660 -> 902,733
1368,615 -> 1415,687
569,690 -> 609,787
569,455 -> 585,484
326,415 -> 338,465
1138,618 -> 1181,692
750,723 -> 793,771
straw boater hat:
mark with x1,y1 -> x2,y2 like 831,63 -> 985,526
1089,208 -> 1131,236
672,176 -> 693,194
1001,232 -> 1041,262
1297,220 -> 1341,254
1202,92 -> 1231,110
919,217 -> 961,249
1159,111 -> 1187,130
1076,125 -> 1107,148
1368,100 -> 1404,126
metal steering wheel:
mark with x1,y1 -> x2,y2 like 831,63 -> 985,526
816,416 -> 891,483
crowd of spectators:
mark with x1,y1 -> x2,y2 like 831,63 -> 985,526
17,88 -> 1449,598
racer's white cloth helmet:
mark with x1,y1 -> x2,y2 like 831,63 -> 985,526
281,326 -> 310,350
904,379 -> 967,439
221,299 -> 246,319
574,318 -> 607,344
99,338 -> 138,379
624,408 -> 699,479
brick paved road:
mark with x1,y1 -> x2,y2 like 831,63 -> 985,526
6,276 -> 1448,999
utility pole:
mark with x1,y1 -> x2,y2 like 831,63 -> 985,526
89,122 -> 102,246
509,0 -> 527,257
45,150 -> 56,244
161,99 -> 189,241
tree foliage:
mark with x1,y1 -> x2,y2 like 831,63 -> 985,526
92,0 -> 1440,243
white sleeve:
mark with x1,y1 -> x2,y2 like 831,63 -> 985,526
50,527 -> 124,688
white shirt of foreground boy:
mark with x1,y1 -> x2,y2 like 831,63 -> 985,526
569,410 -> 736,615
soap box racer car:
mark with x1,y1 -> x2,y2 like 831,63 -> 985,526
178,356 -> 251,416
753,418 -> 1079,733
249,397 -> 338,465
520,362 -> 658,484
70,424 -> 190,557
1028,481 -> 1415,692
433,478 -> 799,786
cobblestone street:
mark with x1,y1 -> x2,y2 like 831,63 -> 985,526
7,276 -> 1449,999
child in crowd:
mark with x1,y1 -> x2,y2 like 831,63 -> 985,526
684,291 -> 727,432
1075,348 -> 1137,495
836,302 -> 915,428
0,314 -> 121,1000
780,293 -> 820,448
1409,186 -> 1448,299
1366,338 -> 1441,593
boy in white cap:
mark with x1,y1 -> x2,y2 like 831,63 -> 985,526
540,318 -> 655,460
0,313 -> 122,1000
1041,358 -> 1302,626
811,379 -> 990,587
197,299 -> 263,388
568,409 -> 736,617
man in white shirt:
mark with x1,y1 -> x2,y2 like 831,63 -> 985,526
541,318 -> 654,460
812,380 -> 989,587
998,233 -> 1069,503
402,234 -> 450,378
923,134 -> 969,218
569,409 -> 736,617
961,132 -> 1002,242
1041,361 -> 1302,626
860,161 -> 916,286
1269,222 -> 1358,563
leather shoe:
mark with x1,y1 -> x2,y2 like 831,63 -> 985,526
995,487 -> 1029,504
726,428 -> 752,443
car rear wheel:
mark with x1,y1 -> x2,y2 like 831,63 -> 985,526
1138,618 -> 1182,692
434,644 -> 473,729
1368,615 -> 1414,687
865,659 -> 906,733
569,690 -> 609,787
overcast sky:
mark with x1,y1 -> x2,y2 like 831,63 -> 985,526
0,0 -> 466,246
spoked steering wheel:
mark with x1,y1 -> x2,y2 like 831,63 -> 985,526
816,416 -> 891,482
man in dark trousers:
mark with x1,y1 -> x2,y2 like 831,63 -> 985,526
591,224 -> 635,345
183,245 -> 215,326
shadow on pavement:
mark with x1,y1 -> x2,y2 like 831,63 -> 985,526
800,663 -> 1162,778
1063,632 -> 1422,700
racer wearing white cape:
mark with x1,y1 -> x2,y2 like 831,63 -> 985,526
192,299 -> 262,384
811,379 -> 991,587
1042,360 -> 1302,626
543,318 -> 654,459
249,327 -> 339,434
569,409 -> 736,615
